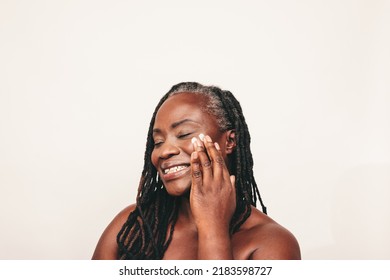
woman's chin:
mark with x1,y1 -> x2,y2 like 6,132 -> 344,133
163,180 -> 191,197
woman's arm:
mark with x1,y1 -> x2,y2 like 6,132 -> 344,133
190,134 -> 236,259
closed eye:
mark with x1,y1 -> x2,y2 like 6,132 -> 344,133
178,132 -> 193,139
153,141 -> 163,147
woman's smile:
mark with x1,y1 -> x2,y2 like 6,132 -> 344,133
160,163 -> 191,181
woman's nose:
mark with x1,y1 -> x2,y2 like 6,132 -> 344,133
159,141 -> 180,159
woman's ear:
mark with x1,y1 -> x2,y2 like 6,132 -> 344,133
225,130 -> 237,155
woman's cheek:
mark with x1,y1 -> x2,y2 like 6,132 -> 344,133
185,139 -> 195,153
150,149 -> 158,168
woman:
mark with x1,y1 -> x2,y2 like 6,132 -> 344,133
92,82 -> 301,260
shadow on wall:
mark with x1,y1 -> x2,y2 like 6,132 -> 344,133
306,163 -> 390,259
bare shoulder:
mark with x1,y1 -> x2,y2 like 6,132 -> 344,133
91,204 -> 135,260
234,206 -> 301,260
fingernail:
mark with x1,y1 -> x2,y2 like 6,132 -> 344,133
205,135 -> 212,143
199,133 -> 205,141
214,142 -> 221,150
191,137 -> 197,144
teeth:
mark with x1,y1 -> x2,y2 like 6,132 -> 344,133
164,165 -> 188,174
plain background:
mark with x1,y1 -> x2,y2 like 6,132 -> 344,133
0,0 -> 389,259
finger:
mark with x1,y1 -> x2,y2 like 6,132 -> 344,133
192,135 -> 205,153
202,135 -> 226,179
196,143 -> 213,181
193,135 -> 212,180
191,151 -> 202,190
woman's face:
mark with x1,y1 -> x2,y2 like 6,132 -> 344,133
151,92 -> 229,196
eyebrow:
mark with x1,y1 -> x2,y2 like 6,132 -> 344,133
153,118 -> 199,133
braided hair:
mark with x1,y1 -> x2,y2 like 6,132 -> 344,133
117,82 -> 267,259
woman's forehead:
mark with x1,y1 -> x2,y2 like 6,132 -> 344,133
154,93 -> 215,127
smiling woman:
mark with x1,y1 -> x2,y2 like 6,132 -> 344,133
92,82 -> 301,260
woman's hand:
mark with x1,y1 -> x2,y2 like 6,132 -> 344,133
189,133 -> 236,259
189,134 -> 236,232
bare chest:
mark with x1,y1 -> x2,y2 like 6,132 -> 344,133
162,228 -> 198,259
162,228 -> 255,260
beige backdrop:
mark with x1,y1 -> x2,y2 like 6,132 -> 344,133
1,0 -> 389,259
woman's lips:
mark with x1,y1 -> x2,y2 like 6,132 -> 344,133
161,165 -> 190,181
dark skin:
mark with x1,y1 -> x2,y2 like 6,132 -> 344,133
92,93 -> 301,260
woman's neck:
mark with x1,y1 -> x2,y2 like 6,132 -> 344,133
177,197 -> 197,230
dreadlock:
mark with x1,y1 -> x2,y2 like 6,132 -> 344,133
117,82 -> 267,259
